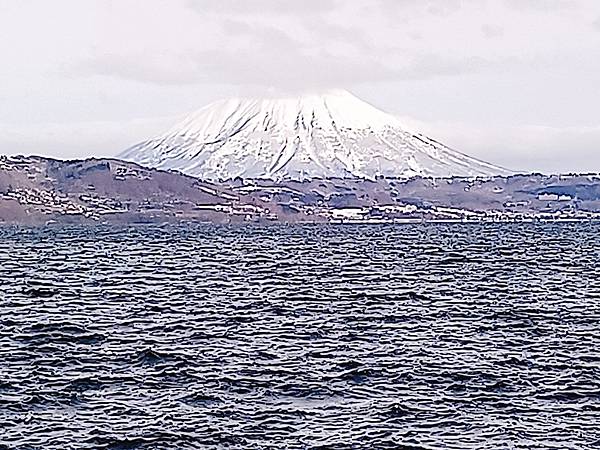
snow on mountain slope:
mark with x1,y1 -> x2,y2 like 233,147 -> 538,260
119,90 -> 512,181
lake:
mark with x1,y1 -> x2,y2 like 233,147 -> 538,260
1,223 -> 600,449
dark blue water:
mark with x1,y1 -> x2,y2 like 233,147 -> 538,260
1,223 -> 600,449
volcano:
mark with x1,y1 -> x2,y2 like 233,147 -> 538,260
119,90 -> 511,181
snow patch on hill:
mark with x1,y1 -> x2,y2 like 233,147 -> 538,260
120,90 -> 512,181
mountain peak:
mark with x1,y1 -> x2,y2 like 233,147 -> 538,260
120,90 -> 511,181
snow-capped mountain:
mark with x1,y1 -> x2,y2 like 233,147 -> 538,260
119,90 -> 511,181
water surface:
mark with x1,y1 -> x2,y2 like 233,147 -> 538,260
1,223 -> 600,449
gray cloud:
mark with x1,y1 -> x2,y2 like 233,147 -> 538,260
77,47 -> 496,88
218,19 -> 303,49
373,0 -> 465,15
186,0 -> 338,15
77,49 -> 392,88
395,54 -> 494,80
300,20 -> 372,51
75,52 -> 205,86
593,17 -> 600,30
424,0 -> 465,17
74,1 -> 501,88
503,0 -> 578,11
481,24 -> 505,38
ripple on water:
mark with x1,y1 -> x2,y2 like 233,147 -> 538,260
1,222 -> 600,449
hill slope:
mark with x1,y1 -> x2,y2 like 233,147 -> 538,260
2,155 -> 599,224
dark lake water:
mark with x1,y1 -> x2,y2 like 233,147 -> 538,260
1,223 -> 600,449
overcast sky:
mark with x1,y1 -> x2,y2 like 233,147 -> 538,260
1,0 -> 599,173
